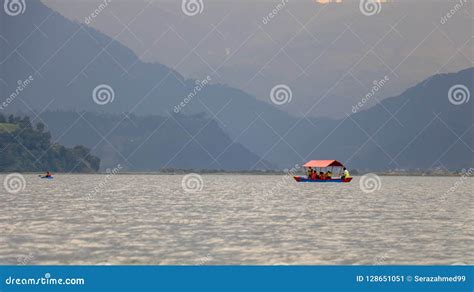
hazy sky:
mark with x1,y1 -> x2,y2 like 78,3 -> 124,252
42,0 -> 473,117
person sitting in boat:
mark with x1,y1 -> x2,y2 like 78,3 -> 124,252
43,171 -> 52,178
319,171 -> 326,180
311,170 -> 318,180
341,167 -> 351,179
307,167 -> 313,179
326,171 -> 332,179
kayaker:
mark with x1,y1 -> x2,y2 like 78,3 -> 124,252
342,167 -> 351,179
43,171 -> 52,178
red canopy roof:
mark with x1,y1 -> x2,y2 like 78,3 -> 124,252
303,160 -> 344,168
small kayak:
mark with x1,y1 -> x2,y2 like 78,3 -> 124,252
293,176 -> 352,183
41,176 -> 53,179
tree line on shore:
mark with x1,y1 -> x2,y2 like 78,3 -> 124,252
0,114 -> 100,173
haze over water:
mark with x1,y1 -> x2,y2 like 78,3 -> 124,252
1,174 -> 472,265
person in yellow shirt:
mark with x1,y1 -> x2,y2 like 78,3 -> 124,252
342,167 -> 351,179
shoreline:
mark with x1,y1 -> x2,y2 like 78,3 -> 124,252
0,171 -> 470,177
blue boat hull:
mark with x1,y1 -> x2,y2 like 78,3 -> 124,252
293,176 -> 352,183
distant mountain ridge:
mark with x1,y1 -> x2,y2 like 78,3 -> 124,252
1,1 -> 472,171
36,111 -> 272,171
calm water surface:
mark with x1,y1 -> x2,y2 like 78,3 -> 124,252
0,174 -> 472,265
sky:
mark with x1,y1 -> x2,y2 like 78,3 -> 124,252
42,0 -> 473,117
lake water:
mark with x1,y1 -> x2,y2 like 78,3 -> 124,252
0,174 -> 472,265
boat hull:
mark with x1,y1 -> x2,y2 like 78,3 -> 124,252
293,176 -> 352,183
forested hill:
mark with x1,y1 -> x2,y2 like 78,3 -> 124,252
0,114 -> 100,173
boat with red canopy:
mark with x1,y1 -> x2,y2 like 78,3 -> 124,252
293,160 -> 352,183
